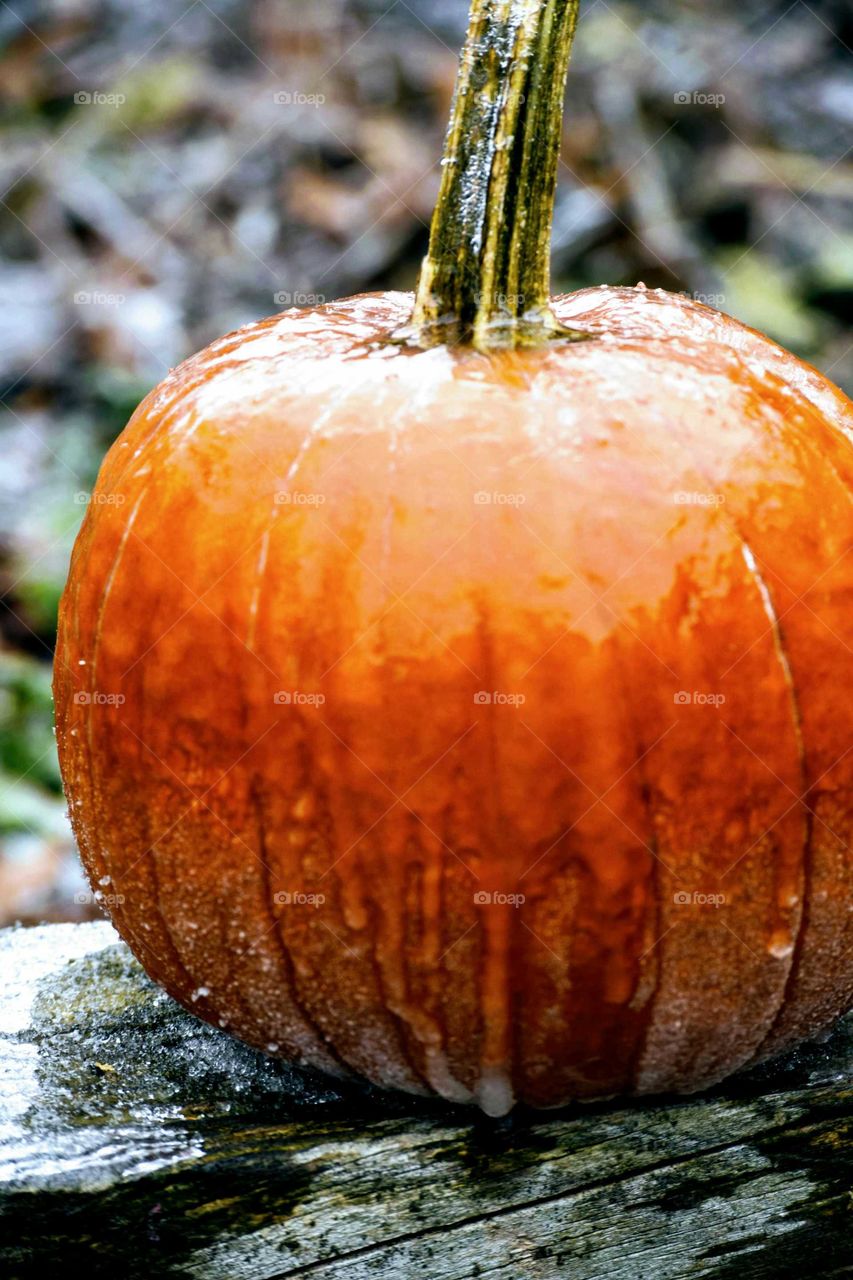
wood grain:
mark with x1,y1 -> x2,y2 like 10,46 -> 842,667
1,922 -> 851,1279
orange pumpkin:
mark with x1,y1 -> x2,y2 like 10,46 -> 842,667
54,0 -> 853,1114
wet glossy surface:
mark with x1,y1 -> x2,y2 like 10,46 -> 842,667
54,287 -> 853,1112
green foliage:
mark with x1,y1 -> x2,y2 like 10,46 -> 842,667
0,651 -> 61,794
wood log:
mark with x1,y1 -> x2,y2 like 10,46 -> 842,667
1,922 -> 851,1278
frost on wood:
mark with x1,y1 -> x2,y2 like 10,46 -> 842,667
0,923 -> 388,1189
1,922 -> 852,1279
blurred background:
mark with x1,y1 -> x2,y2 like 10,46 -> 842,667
0,0 -> 851,925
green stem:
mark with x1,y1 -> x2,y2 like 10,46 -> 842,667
410,0 -> 587,351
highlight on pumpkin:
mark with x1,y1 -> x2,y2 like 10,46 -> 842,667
23,0 -> 849,1120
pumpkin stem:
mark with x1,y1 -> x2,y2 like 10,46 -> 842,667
409,0 -> 589,351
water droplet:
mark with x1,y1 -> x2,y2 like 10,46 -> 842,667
99,875 -> 112,886
292,792 -> 313,821
768,930 -> 794,960
191,986 -> 211,1002
475,1067 -> 514,1118
267,1042 -> 279,1053
78,659 -> 86,666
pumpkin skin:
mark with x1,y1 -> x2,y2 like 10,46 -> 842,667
54,285 -> 853,1114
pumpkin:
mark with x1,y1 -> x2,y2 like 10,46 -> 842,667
54,0 -> 853,1115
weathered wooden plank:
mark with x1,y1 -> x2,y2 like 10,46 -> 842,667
1,923 -> 851,1279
